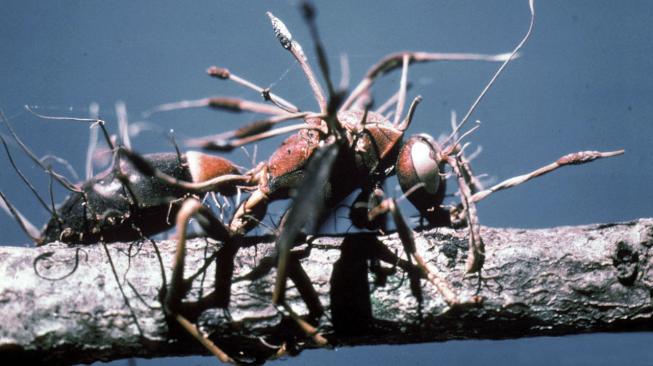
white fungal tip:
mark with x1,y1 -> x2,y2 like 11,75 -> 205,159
267,11 -> 293,50
495,52 -> 520,61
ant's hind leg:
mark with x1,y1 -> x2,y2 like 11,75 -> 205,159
165,198 -> 236,364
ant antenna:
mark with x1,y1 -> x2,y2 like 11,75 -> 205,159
93,119 -> 115,151
342,52 -> 515,112
445,0 -> 535,146
46,172 -> 60,225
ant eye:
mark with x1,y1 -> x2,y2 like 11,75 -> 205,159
397,136 -> 443,196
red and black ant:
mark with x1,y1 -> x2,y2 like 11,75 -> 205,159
1,0 -> 625,363
111,0 -> 623,361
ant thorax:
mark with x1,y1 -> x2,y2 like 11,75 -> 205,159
336,110 -> 404,179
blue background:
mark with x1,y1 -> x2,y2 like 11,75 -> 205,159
1,1 -> 652,365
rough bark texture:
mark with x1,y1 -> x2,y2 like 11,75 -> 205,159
1,219 -> 652,365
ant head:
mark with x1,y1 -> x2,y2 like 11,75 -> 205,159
396,133 -> 446,213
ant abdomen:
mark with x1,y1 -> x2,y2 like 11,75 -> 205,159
40,151 -> 240,245
41,152 -> 193,244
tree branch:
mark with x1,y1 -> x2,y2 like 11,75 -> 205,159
1,219 -> 652,365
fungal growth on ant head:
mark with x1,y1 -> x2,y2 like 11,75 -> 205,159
0,0 -> 624,363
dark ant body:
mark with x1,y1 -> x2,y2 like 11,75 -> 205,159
0,116 -> 244,246
42,152 -> 236,245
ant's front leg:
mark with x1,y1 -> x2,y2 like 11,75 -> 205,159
164,198 -> 237,364
228,164 -> 270,236
369,198 -> 460,306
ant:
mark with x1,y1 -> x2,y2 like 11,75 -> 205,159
1,0 -> 624,363
119,0 -> 623,362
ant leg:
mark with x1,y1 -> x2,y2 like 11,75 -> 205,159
271,142 -> 339,304
264,143 -> 339,346
342,51 -> 514,112
165,198 -> 235,364
446,155 -> 485,274
233,239 -> 327,346
278,252 -> 328,346
229,189 -> 270,236
448,111 -> 484,194
369,198 -> 460,306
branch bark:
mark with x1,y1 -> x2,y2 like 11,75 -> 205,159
1,219 -> 652,365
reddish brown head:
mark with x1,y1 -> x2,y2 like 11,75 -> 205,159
396,134 -> 447,215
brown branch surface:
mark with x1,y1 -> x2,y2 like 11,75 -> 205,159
1,219 -> 652,365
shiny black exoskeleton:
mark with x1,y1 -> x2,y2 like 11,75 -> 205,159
41,153 -> 192,245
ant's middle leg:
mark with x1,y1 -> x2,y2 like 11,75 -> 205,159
369,198 -> 461,306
